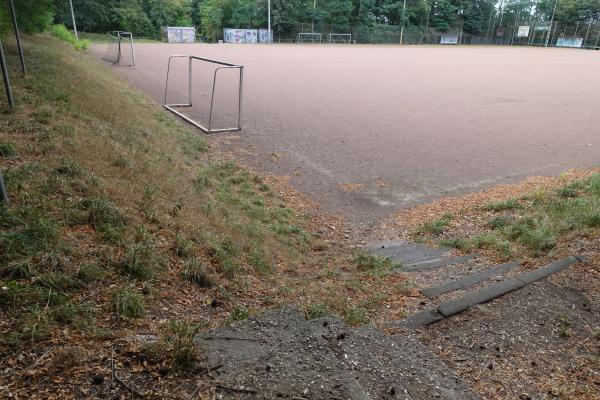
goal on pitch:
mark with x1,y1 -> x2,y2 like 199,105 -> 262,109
297,32 -> 322,44
328,33 -> 352,44
103,31 -> 135,66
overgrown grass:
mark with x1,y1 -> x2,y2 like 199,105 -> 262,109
438,174 -> 600,258
0,33 -> 317,353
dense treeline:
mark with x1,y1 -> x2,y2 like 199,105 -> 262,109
2,0 -> 599,41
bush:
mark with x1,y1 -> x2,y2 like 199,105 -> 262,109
51,25 -> 90,50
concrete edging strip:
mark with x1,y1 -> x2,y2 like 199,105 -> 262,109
402,254 -> 478,272
436,256 -> 579,318
420,261 -> 520,298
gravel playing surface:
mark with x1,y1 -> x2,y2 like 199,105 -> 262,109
93,43 -> 600,225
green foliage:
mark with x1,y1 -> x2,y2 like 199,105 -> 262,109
51,25 -> 90,50
227,306 -> 250,323
162,320 -> 200,372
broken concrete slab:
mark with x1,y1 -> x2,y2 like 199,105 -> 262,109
197,307 -> 479,399
394,308 -> 445,328
366,240 -> 451,265
420,261 -> 520,298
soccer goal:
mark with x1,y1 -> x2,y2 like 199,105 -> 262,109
163,55 -> 244,133
297,32 -> 322,44
103,31 -> 135,66
328,33 -> 352,44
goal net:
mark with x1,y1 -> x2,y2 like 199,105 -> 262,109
297,32 -> 322,44
103,31 -> 136,66
328,33 -> 352,44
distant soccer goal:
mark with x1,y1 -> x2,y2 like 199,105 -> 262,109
297,32 -> 322,44
103,31 -> 135,66
328,33 -> 352,44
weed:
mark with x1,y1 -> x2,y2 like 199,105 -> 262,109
353,251 -> 399,271
395,280 -> 415,296
76,264 -> 104,283
114,288 -> 145,319
482,198 -> 521,212
37,272 -> 83,293
416,214 -> 453,235
227,306 -> 250,324
0,142 -> 17,157
248,249 -> 271,274
118,242 -> 159,280
81,197 -> 126,232
585,174 -> 600,195
162,321 -> 201,372
173,233 -> 195,258
439,238 -> 470,250
345,306 -> 368,326
557,314 -> 572,338
305,303 -> 331,320
181,259 -> 214,288
489,215 -> 513,230
557,186 -> 579,199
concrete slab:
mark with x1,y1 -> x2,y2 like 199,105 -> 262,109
402,253 -> 478,272
437,278 -> 526,317
366,241 -> 451,265
420,261 -> 520,297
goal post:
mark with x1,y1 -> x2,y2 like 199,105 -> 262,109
163,55 -> 244,133
103,31 -> 135,66
328,33 -> 352,44
297,32 -> 322,44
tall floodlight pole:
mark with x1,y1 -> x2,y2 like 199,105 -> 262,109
312,0 -> 316,32
545,0 -> 558,47
267,0 -> 271,42
8,0 -> 26,74
69,0 -> 79,40
399,0 -> 407,44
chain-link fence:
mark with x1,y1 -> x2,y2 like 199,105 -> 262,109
272,21 -> 600,49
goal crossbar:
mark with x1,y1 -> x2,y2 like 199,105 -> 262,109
163,55 -> 244,134
297,32 -> 322,43
328,33 -> 352,43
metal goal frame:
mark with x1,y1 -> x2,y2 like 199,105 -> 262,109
104,31 -> 136,66
163,55 -> 244,134
297,32 -> 322,44
328,33 -> 352,44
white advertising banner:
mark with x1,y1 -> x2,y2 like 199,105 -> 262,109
440,34 -> 459,44
224,28 -> 245,43
556,37 -> 584,48
258,29 -> 272,43
517,26 -> 530,37
245,29 -> 258,44
167,27 -> 195,43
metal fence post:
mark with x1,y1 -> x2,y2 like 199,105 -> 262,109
0,170 -> 8,204
8,0 -> 26,75
0,39 -> 14,108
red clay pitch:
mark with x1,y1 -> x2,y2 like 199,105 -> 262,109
95,44 -> 600,224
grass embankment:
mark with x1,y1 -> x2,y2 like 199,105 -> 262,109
0,34 -> 410,397
411,172 -> 600,261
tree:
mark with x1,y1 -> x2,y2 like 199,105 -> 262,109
432,0 -> 457,31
